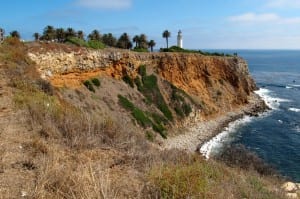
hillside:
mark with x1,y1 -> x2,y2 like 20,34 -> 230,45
0,38 -> 289,198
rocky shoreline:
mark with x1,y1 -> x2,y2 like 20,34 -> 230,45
162,93 -> 268,152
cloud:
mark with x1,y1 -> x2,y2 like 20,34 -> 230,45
228,12 -> 300,24
76,0 -> 132,9
267,0 -> 300,8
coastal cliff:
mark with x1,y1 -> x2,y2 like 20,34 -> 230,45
0,40 -> 287,199
28,45 -> 257,119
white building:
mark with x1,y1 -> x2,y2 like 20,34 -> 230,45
177,30 -> 183,48
0,28 -> 4,43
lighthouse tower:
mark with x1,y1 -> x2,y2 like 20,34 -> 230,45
177,30 -> 183,48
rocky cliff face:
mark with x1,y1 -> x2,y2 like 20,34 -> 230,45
28,47 -> 257,118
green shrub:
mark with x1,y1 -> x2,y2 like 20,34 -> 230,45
142,75 -> 173,121
146,131 -> 154,142
134,77 -> 143,91
151,113 -> 167,125
91,78 -> 101,87
87,40 -> 105,49
174,106 -> 184,118
122,74 -> 134,88
118,95 -> 135,111
133,48 -> 149,52
83,80 -> 95,92
138,65 -> 147,77
65,37 -> 88,47
132,108 -> 152,127
160,46 -> 233,57
182,103 -> 192,116
152,123 -> 167,139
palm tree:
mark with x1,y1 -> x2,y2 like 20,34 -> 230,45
10,30 -> 21,39
65,28 -> 76,39
148,40 -> 156,52
56,28 -> 65,42
162,30 -> 171,49
88,29 -> 101,41
117,33 -> 132,49
138,34 -> 148,49
33,32 -> 40,41
133,35 -> 139,48
77,30 -> 84,40
43,25 -> 56,41
102,33 -> 117,47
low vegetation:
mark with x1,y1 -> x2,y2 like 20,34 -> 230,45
66,37 -> 105,49
118,95 -> 167,138
147,153 -> 286,199
83,78 -> 101,92
160,46 -> 233,57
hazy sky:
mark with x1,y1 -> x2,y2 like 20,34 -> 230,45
1,0 -> 300,49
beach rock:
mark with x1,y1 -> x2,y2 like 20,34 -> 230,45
282,182 -> 298,192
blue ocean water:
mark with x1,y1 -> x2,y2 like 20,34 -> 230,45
202,50 -> 300,182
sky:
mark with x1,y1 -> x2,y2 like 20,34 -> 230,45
1,0 -> 300,49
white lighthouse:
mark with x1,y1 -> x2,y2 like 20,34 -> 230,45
177,30 -> 183,48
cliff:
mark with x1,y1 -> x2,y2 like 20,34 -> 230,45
0,40 -> 286,199
28,46 -> 256,118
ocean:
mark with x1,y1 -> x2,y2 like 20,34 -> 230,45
200,50 -> 300,182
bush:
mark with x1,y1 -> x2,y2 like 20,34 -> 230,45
87,40 -> 105,49
216,144 -> 278,176
133,48 -> 149,52
160,46 -> 233,57
152,123 -> 166,138
134,77 -> 143,91
118,95 -> 135,111
138,65 -> 147,77
91,78 -> 101,87
132,108 -> 152,128
174,106 -> 184,118
145,131 -> 154,142
65,37 -> 88,47
182,103 -> 192,116
142,75 -> 173,121
83,80 -> 95,92
122,74 -> 134,88
151,113 -> 167,125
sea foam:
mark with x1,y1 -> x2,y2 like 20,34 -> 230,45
289,108 -> 300,113
200,116 -> 253,159
254,88 -> 291,110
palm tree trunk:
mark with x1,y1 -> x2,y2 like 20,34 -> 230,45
166,38 -> 169,49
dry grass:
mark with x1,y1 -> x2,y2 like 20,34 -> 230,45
32,155 -> 120,199
146,153 -> 286,199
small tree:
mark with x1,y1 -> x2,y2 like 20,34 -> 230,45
138,34 -> 148,49
117,33 -> 132,49
33,32 -> 40,41
102,33 -> 117,47
88,29 -> 101,41
65,27 -> 76,39
148,40 -> 156,52
162,30 -> 171,49
133,35 -> 139,48
77,30 -> 84,40
43,25 -> 56,41
56,28 -> 65,42
10,30 -> 21,39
